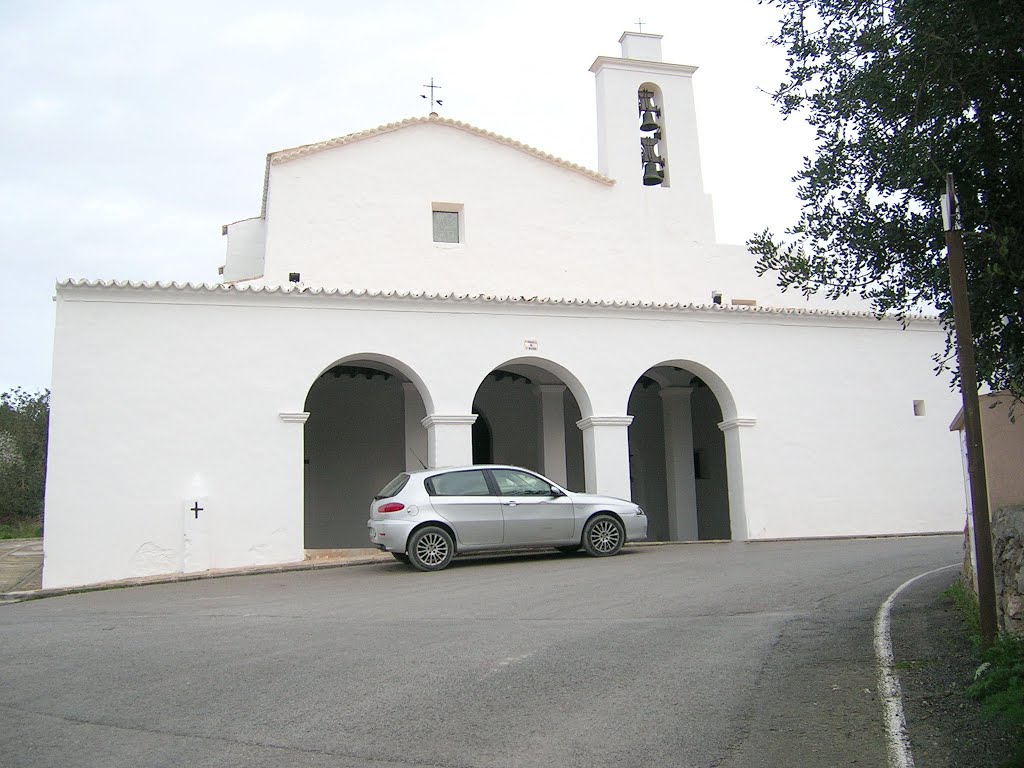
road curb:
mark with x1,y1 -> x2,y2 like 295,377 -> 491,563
0,554 -> 393,604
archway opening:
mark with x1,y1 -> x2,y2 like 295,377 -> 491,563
627,365 -> 730,541
303,359 -> 428,549
471,363 -> 586,490
472,409 -> 494,465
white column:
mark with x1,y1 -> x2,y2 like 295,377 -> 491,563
421,414 -> 477,469
718,417 -> 757,541
276,411 -> 310,563
577,415 -> 634,499
402,383 -> 428,471
661,386 -> 698,541
538,384 -> 568,486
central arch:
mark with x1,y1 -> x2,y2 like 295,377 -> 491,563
471,357 -> 590,490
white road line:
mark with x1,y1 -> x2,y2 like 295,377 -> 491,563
875,563 -> 960,768
479,653 -> 533,680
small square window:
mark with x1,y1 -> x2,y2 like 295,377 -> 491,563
432,210 -> 459,243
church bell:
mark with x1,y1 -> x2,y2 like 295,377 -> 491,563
643,162 -> 664,186
640,110 -> 659,132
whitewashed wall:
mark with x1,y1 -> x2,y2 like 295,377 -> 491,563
236,122 -> 865,313
43,283 -> 965,588
222,31 -> 867,313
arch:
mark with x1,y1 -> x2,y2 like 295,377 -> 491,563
303,351 -> 435,414
469,355 -> 594,419
625,360 -> 736,543
622,358 -> 738,422
302,352 -> 431,549
470,356 -> 589,490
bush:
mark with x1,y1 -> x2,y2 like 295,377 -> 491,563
947,578 -> 1024,764
0,388 -> 49,529
970,633 -> 1024,734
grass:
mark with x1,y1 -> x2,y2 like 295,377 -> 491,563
945,577 -> 982,638
945,578 -> 1024,767
0,518 -> 42,540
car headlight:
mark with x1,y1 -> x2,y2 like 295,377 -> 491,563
636,506 -> 645,516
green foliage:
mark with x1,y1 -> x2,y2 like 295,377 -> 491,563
946,577 -> 1024,759
0,518 -> 43,540
969,633 -> 1024,734
0,388 -> 50,524
945,576 -> 982,639
752,0 -> 1024,400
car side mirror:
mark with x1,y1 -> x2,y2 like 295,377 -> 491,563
550,487 -> 566,498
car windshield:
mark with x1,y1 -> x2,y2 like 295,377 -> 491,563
374,474 -> 410,500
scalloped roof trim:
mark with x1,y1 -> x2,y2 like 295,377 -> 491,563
55,279 -> 942,321
268,114 -> 614,185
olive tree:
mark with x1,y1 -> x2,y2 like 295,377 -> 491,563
750,0 -> 1024,401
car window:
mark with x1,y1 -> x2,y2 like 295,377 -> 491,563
427,470 -> 491,497
375,473 -> 410,499
491,469 -> 555,497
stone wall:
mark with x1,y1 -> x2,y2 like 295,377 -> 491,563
991,505 -> 1024,635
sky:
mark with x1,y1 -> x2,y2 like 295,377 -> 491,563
0,0 -> 817,394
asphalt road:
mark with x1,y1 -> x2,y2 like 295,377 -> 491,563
0,536 -> 961,767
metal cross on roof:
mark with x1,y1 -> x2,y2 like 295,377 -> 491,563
635,18 -> 644,32
420,77 -> 443,113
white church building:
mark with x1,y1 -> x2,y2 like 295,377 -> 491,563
42,32 -> 965,589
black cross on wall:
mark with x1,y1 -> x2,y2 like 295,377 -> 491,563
191,501 -> 203,519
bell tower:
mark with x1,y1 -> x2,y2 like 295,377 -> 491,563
591,32 -> 712,228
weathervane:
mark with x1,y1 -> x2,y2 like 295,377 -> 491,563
421,77 -> 443,113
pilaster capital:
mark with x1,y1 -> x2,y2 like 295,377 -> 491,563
718,417 -> 757,432
279,412 -> 310,424
576,415 -> 634,431
421,413 -> 478,429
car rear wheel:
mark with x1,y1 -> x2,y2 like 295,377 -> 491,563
582,515 -> 624,557
408,526 -> 455,571
391,552 -> 410,564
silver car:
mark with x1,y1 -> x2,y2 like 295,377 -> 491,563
367,465 -> 647,571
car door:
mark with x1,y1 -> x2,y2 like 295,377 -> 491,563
489,468 -> 575,545
426,469 -> 503,546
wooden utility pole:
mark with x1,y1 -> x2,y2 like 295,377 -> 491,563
942,172 -> 997,647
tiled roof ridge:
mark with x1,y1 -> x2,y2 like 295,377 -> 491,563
56,279 -> 942,322
268,114 -> 615,184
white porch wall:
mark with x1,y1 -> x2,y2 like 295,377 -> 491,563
44,285 -> 966,588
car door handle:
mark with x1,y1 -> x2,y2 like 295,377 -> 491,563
503,500 -> 517,506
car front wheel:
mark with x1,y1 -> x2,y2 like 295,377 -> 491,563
408,526 -> 455,571
582,515 -> 624,557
